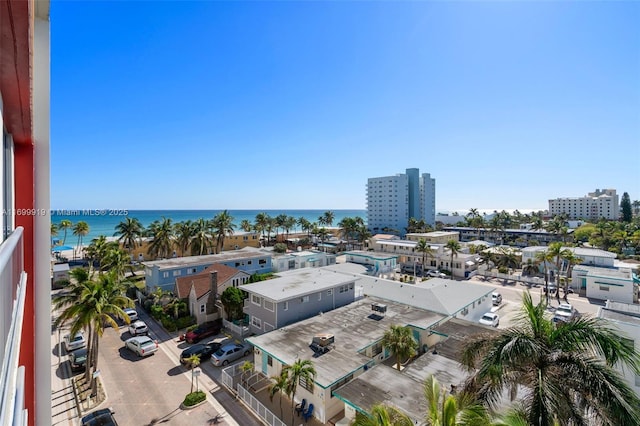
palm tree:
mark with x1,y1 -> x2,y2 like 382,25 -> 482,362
522,258 -> 539,277
283,216 -> 297,245
560,250 -> 582,302
546,242 -> 571,302
59,219 -> 73,245
352,403 -> 414,426
338,217 -> 356,251
381,325 -> 418,371
445,240 -> 461,278
51,222 -> 58,242
283,359 -> 316,418
534,249 -> 555,303
84,236 -> 119,276
146,217 -> 174,259
212,210 -> 235,253
72,221 -> 90,259
462,292 -> 640,426
239,219 -> 252,233
186,354 -> 201,393
254,212 -> 270,245
424,374 -> 496,426
103,247 -> 134,280
269,370 -> 291,419
415,239 -> 435,274
114,217 -> 144,256
54,271 -> 133,395
298,217 -> 312,239
323,211 -> 335,228
190,218 -> 213,256
174,220 -> 194,256
274,214 -> 288,243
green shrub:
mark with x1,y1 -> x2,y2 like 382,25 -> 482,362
186,323 -> 198,332
53,279 -> 70,290
161,316 -> 177,332
176,316 -> 196,330
150,304 -> 164,320
273,243 -> 287,253
498,266 -> 509,274
183,391 -> 206,407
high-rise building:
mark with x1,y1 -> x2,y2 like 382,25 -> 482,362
1,1 -> 51,425
366,168 -> 436,235
549,189 -> 619,221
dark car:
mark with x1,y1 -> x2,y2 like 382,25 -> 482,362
70,347 -> 88,372
185,320 -> 222,344
81,408 -> 118,426
181,343 -> 217,365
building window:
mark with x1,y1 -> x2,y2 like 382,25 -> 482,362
259,259 -> 267,265
264,300 -> 274,312
252,316 -> 262,329
288,260 -> 295,269
283,301 -> 288,311
162,272 -> 169,278
318,292 -> 322,301
599,286 -> 610,292
200,304 -> 206,313
268,355 -> 273,367
173,270 -> 182,277
299,376 -> 313,392
301,295 -> 309,303
252,294 -> 262,305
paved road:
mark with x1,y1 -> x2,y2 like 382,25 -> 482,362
467,276 -> 603,328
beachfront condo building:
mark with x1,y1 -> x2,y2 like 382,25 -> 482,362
366,168 -> 435,235
548,188 -> 619,221
0,1 -> 51,424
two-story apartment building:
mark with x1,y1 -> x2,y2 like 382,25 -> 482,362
405,231 -> 459,244
521,246 -> 617,270
143,247 -> 272,292
442,226 -> 566,246
242,268 -> 357,335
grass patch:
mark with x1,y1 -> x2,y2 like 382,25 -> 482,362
183,390 -> 206,407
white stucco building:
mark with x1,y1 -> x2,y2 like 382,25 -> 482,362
366,168 -> 435,235
549,188 -> 619,220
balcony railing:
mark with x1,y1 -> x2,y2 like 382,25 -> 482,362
0,227 -> 28,426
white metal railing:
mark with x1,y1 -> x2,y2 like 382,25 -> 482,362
223,319 -> 250,337
221,363 -> 242,391
236,383 -> 286,426
0,227 -> 27,426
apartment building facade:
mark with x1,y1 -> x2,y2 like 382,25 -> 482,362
1,1 -> 51,424
549,188 -> 619,221
366,168 -> 435,236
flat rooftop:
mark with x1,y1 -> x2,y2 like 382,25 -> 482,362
345,250 -> 399,260
248,296 -> 446,387
599,308 -> 640,326
575,265 -> 629,278
142,247 -> 270,269
241,268 -> 358,301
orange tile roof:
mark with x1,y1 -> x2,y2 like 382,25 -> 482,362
174,263 -> 242,300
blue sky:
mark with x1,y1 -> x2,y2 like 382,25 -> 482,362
51,1 -> 640,213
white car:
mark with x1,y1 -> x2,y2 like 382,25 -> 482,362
124,336 -> 158,357
555,303 -> 575,319
123,308 -> 138,322
63,331 -> 86,352
427,270 -> 447,278
479,312 -> 500,327
492,292 -> 502,306
127,320 -> 149,336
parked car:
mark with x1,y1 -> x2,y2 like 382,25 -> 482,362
479,312 -> 500,327
555,303 -> 575,319
427,270 -> 447,278
81,408 -> 118,426
124,336 -> 158,357
69,347 -> 88,372
123,308 -> 138,322
543,285 -> 558,296
492,292 -> 503,306
185,320 -> 222,343
211,343 -> 251,366
181,335 -> 230,364
63,331 -> 86,352
127,320 -> 149,336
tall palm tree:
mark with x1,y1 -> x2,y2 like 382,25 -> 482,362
103,247 -> 134,280
381,325 -> 418,371
54,271 -> 132,394
323,210 -> 335,227
560,250 -> 582,302
72,221 -> 90,259
445,240 -> 461,278
59,219 -> 73,245
522,258 -> 539,277
415,239 -> 435,274
212,210 -> 235,254
298,217 -> 312,239
283,359 -> 316,418
190,218 -> 213,256
51,222 -> 59,241
114,217 -> 144,256
352,403 -> 414,426
254,212 -> 270,246
462,292 -> 640,426
283,216 -> 297,245
338,217 -> 356,251
174,220 -> 194,257
535,249 -> 554,303
268,370 -> 290,418
84,235 -> 118,276
546,242 -> 571,302
240,219 -> 252,233
146,217 -> 174,259
274,214 -> 288,243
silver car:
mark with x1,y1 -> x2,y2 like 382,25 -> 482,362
63,331 -> 86,352
124,336 -> 158,357
211,343 -> 251,366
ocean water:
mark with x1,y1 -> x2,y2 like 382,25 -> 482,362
50,209 -> 367,244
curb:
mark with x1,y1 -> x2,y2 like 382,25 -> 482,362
180,398 -> 207,410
